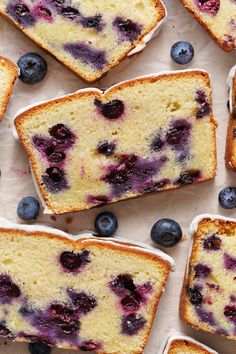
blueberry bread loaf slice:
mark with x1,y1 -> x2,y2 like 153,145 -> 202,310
160,333 -> 218,353
0,56 -> 18,122
225,65 -> 236,170
180,215 -> 236,341
14,70 -> 217,214
0,0 -> 166,82
0,218 -> 173,354
181,0 -> 236,51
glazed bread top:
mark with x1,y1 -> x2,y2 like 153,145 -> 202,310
14,71 -> 217,214
0,56 -> 18,121
0,219 -> 172,353
181,0 -> 236,51
0,0 -> 166,82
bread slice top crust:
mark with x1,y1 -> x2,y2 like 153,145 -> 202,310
225,65 -> 236,170
180,215 -> 236,341
14,70 -> 217,214
181,0 -> 236,52
0,218 -> 173,353
0,56 -> 18,121
163,337 -> 218,354
0,0 -> 166,82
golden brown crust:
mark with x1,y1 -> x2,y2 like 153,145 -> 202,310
168,339 -> 214,354
180,1 -> 235,52
0,1 -> 166,83
180,217 -> 236,341
225,72 -> 236,171
0,226 -> 171,353
0,56 -> 18,122
15,70 -> 217,214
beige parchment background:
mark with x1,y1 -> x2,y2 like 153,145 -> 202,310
0,1 -> 235,353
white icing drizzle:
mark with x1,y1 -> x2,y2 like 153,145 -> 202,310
0,217 -> 175,268
227,64 -> 236,113
12,69 -> 209,214
127,1 -> 167,56
158,332 -> 218,354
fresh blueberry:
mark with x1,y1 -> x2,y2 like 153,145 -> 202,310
17,53 -> 47,84
17,197 -> 40,221
170,41 -> 194,65
218,187 -> 236,209
95,212 -> 118,237
28,342 -> 51,354
151,218 -> 182,247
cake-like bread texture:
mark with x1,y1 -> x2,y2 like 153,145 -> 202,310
0,0 -> 166,82
0,56 -> 18,122
225,65 -> 236,170
0,221 -> 172,354
180,0 -> 236,51
14,71 -> 217,214
180,215 -> 236,341
160,334 -> 218,354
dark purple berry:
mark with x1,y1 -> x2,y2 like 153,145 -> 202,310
32,136 -> 47,148
196,103 -> 211,118
0,323 -> 12,337
94,99 -> 124,119
224,253 -> 236,271
176,169 -> 201,185
203,234 -> 222,251
121,293 -> 141,311
68,291 -> 97,314
150,135 -> 164,152
110,274 -> 136,295
224,306 -> 236,321
166,121 -> 191,145
17,53 -> 47,85
44,167 -> 64,183
81,14 -> 103,31
113,17 -> 142,42
7,2 -> 36,27
59,320 -> 80,334
97,141 -> 116,156
121,314 -> 146,335
48,303 -> 75,322
194,263 -> 211,278
60,251 -> 82,272
48,151 -> 66,163
49,124 -> 73,141
0,275 -> 21,302
61,7 -> 79,19
186,287 -> 203,305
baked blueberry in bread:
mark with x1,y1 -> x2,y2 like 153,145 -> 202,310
160,333 -> 218,353
180,0 -> 236,51
0,0 -> 166,82
0,56 -> 18,122
14,70 -> 217,214
180,215 -> 236,341
0,218 -> 173,354
225,65 -> 236,171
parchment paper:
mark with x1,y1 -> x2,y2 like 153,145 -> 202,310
0,1 -> 235,353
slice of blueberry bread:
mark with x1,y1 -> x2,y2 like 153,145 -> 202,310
0,56 -> 18,122
181,0 -> 236,51
160,333 -> 218,353
0,219 -> 173,354
225,65 -> 236,171
0,0 -> 166,82
180,215 -> 236,341
14,70 -> 217,214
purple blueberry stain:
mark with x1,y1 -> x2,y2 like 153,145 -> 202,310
61,6 -> 79,20
150,134 -> 165,152
7,1 -> 36,27
143,178 -> 171,193
32,2 -> 53,23
194,263 -> 212,278
121,314 -> 146,335
94,99 -> 125,120
166,119 -> 192,164
113,17 -> 142,42
195,90 -> 211,118
42,167 -> 69,193
0,274 -> 21,304
224,253 -> 236,271
80,14 -> 104,32
64,42 -> 108,71
110,274 -> 136,297
87,195 -> 110,206
121,293 -> 142,312
195,0 -> 220,16
102,154 -> 167,197
80,340 -> 102,351
203,234 -> 222,251
59,250 -> 90,273
195,305 -> 216,326
67,290 -> 97,314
